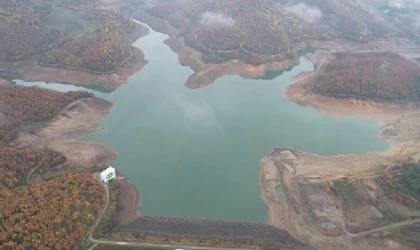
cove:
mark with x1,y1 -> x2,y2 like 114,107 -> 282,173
17,23 -> 389,222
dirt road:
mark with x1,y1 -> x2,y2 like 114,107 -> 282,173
350,218 -> 420,239
91,239 -> 258,250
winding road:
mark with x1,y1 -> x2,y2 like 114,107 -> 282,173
26,140 -> 47,184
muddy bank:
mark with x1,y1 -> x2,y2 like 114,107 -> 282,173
115,177 -> 142,225
0,23 -> 150,91
12,97 -> 117,168
165,36 -> 299,88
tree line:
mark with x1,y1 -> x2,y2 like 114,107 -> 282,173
0,86 -> 106,249
0,86 -> 91,146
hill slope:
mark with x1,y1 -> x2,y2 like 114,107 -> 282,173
273,0 -> 391,42
146,0 -> 393,65
311,52 -> 420,100
147,0 -> 332,65
0,0 -> 136,73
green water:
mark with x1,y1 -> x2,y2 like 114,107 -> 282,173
17,24 -> 389,222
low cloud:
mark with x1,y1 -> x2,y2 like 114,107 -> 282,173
285,3 -> 322,22
200,11 -> 235,28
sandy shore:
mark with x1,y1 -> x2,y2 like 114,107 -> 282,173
259,51 -> 420,249
0,23 -> 150,91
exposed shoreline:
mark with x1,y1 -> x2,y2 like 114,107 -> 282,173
133,11 -> 420,90
135,12 -> 307,88
9,93 -> 143,225
260,51 -> 420,249
13,96 -> 116,168
0,23 -> 150,91
7,11 -> 420,248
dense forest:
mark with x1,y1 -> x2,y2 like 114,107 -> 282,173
311,52 -> 420,100
0,1 -> 59,61
38,11 -> 134,73
0,86 -> 106,249
273,0 -> 391,42
0,86 -> 91,146
147,0 -> 330,65
0,0 -> 135,72
0,147 -> 66,188
147,0 -> 392,65
0,166 -> 105,249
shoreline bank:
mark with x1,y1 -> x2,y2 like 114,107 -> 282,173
134,12 -> 313,88
260,51 -> 420,249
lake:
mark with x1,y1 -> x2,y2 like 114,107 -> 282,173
17,23 -> 389,222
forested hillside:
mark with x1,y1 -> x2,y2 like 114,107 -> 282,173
0,157 -> 105,249
0,85 -> 106,249
273,0 -> 391,42
0,0 -> 135,72
0,86 -> 91,146
146,0 -> 392,65
147,0 -> 331,65
311,52 -> 420,100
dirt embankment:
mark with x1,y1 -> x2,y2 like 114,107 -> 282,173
113,215 -> 314,250
260,51 -> 420,249
115,177 -> 142,225
12,97 -> 116,168
0,22 -> 150,91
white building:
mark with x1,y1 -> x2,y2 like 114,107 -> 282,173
100,166 -> 116,183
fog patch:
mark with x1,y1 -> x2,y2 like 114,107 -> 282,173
200,11 -> 235,28
285,3 -> 322,22
389,0 -> 405,9
388,0 -> 420,9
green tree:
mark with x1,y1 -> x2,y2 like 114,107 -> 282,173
403,165 -> 420,194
